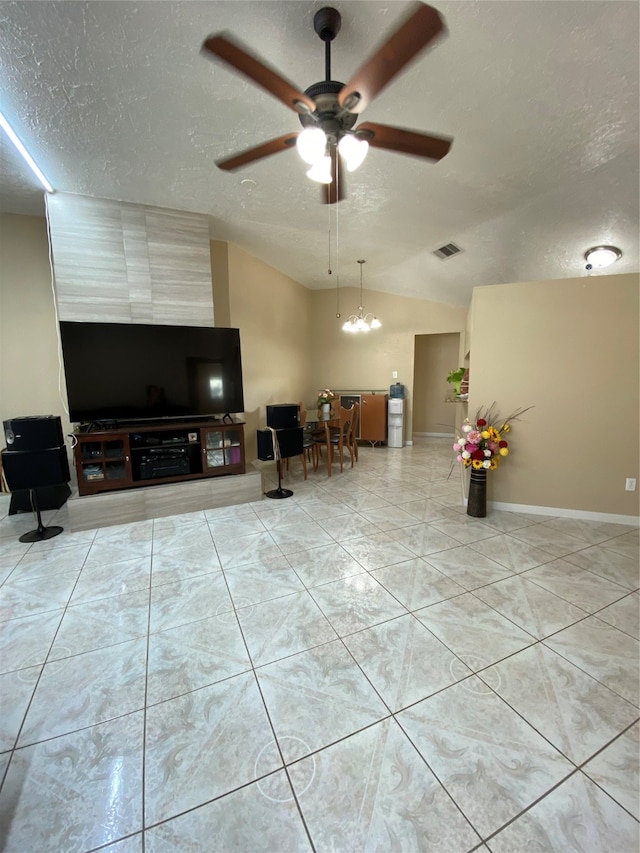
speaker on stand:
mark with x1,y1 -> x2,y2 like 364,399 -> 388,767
257,425 -> 303,499
2,416 -> 71,542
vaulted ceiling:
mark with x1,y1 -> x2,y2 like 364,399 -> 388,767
1,0 -> 638,305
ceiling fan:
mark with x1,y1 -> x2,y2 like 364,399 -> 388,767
201,1 -> 453,203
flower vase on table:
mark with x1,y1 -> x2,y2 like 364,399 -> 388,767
453,404 -> 532,518
317,388 -> 336,419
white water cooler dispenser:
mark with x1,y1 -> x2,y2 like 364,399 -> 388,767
388,398 -> 404,448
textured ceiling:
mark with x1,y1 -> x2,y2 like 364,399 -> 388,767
1,0 -> 638,305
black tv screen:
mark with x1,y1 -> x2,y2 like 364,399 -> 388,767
59,322 -> 244,424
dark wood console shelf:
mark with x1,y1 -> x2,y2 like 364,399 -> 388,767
73,418 -> 245,496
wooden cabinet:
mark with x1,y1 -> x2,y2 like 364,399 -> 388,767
74,419 -> 245,496
360,394 -> 388,444
338,392 -> 388,445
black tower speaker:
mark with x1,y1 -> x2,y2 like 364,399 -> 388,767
2,447 -> 71,492
266,404 -> 300,430
257,427 -> 304,500
256,428 -> 303,461
1,415 -> 70,543
257,429 -> 276,461
3,415 -> 64,452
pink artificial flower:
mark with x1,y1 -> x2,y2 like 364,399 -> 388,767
468,430 -> 482,443
465,443 -> 478,453
453,443 -> 461,452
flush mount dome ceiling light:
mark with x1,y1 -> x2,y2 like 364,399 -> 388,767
584,246 -> 622,269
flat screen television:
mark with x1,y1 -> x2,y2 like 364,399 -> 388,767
59,321 -> 244,424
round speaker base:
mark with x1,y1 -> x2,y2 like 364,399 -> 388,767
19,525 -> 64,543
265,488 -> 293,500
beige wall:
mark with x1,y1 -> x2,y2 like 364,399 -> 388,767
307,287 -> 467,435
0,214 -> 73,446
217,242 -> 313,460
210,240 -> 231,327
469,273 -> 639,517
413,333 -> 462,435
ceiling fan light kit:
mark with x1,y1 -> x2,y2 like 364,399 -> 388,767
307,156 -> 333,184
202,2 -> 454,203
296,127 -> 327,165
337,134 -> 369,172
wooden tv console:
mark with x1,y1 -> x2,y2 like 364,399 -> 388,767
73,418 -> 245,497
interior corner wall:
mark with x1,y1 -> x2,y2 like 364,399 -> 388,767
308,287 -> 468,439
224,243 -> 313,461
47,193 -> 214,326
469,273 -> 639,517
0,213 -> 73,444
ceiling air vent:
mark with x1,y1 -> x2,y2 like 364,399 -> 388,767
433,242 -> 462,259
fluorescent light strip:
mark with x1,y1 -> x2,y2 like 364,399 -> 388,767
0,110 -> 53,193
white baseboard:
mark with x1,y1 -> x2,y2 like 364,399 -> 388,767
473,499 -> 639,526
413,432 -> 455,438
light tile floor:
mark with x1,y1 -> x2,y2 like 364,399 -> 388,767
0,438 -> 638,852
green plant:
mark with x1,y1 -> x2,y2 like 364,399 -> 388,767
446,368 -> 466,395
447,368 -> 465,385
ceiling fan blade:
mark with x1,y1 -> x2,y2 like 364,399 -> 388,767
338,2 -> 445,114
322,150 -> 346,204
202,35 -> 316,114
357,122 -> 452,161
216,133 -> 298,171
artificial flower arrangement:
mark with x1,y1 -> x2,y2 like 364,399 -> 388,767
317,388 -> 337,406
453,404 -> 532,471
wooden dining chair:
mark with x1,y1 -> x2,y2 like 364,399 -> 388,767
346,401 -> 360,465
314,404 -> 353,474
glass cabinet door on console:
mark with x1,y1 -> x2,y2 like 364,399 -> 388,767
75,433 -> 132,493
202,427 -> 245,474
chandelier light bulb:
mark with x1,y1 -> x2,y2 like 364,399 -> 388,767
338,134 -> 369,172
307,155 -> 333,184
296,127 -> 327,165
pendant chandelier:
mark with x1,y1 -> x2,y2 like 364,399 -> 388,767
342,260 -> 381,333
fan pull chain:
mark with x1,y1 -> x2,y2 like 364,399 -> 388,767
327,199 -> 332,275
335,174 -> 341,317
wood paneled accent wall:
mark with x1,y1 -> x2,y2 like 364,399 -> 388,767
47,193 -> 214,326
